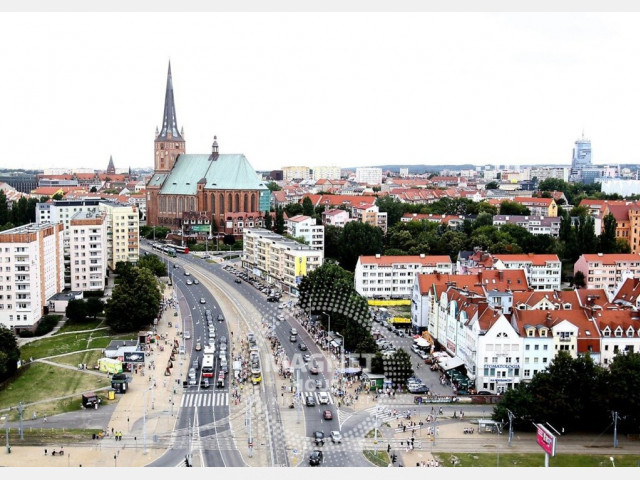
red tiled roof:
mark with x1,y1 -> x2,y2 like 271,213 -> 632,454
359,255 -> 452,266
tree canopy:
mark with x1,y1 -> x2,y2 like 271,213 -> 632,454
105,266 -> 162,333
0,325 -> 20,382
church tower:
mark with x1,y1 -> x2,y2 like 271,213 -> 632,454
106,155 -> 116,175
154,61 -> 186,172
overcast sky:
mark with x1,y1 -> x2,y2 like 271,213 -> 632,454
2,10 -> 640,173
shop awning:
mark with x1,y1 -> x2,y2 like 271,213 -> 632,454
439,356 -> 465,371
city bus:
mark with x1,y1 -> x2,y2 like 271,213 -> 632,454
173,245 -> 190,254
202,354 -> 215,378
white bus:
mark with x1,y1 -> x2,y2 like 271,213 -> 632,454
202,354 -> 215,378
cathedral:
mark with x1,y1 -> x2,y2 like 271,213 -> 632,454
145,63 -> 270,238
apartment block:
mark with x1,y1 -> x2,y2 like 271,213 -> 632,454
285,215 -> 324,251
282,166 -> 311,182
69,211 -> 108,292
0,223 -> 64,332
492,254 -> 561,291
492,215 -> 561,237
321,209 -> 353,228
354,167 -> 383,185
311,166 -> 341,181
574,253 -> 640,293
355,254 -> 454,299
99,201 -> 140,269
242,227 -> 324,295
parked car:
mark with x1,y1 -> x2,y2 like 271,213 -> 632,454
408,385 -> 430,394
309,450 -> 323,466
234,278 -> 241,284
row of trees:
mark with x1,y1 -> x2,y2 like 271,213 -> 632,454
494,351 -> 640,435
0,190 -> 52,232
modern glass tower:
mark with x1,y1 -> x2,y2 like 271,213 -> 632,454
570,132 -> 592,182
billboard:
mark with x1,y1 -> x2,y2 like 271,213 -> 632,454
123,351 -> 146,364
191,225 -> 211,232
295,256 -> 307,277
536,424 -> 556,457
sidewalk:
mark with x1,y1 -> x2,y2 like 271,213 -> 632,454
0,283 -> 186,468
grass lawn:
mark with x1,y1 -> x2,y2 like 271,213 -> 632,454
363,450 -> 390,467
0,362 -> 113,420
435,452 -> 640,467
20,330 -> 131,362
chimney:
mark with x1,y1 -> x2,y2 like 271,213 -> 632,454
420,253 -> 425,258
375,253 -> 381,258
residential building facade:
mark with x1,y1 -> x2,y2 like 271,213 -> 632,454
285,215 -> 324,251
69,211 -> 108,292
0,223 -> 65,332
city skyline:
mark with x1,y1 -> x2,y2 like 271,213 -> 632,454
4,11 -> 640,173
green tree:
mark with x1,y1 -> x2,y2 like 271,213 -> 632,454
65,299 -> 88,323
370,352 -> 385,375
0,190 -> 8,225
266,181 -> 282,192
90,186 -> 97,193
105,267 -> 162,333
323,225 -> 342,261
302,196 -> 314,217
284,202 -> 303,217
499,200 -> 530,216
599,213 -> 618,254
264,210 -> 273,230
137,254 -> 168,277
86,297 -> 105,318
573,270 -> 586,288
0,325 -> 20,382
338,221 -> 384,271
484,180 -> 499,190
223,234 -> 236,246
375,196 -> 406,228
384,348 -> 414,388
607,352 -> 640,432
275,206 -> 285,234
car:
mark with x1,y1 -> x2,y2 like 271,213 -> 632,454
318,392 -> 330,404
303,354 -> 311,363
219,335 -> 227,344
323,410 -> 333,420
290,334 -> 297,342
309,365 -> 319,375
312,431 -> 325,446
330,431 -> 342,443
409,385 -> 430,394
477,390 -> 493,395
201,378 -> 210,389
267,296 -> 278,302
298,343 -> 307,351
277,314 -> 285,320
278,303 -> 285,309
173,264 -> 179,269
234,278 -> 241,284
188,376 -> 197,386
309,450 -> 323,466
290,328 -> 297,335
188,368 -> 196,379
184,271 -> 191,276
184,331 -> 191,340
305,395 -> 316,407
195,342 -> 202,351
315,379 -> 323,389
217,314 -> 224,322
186,280 -> 193,285
200,298 -> 206,304
193,279 -> 200,285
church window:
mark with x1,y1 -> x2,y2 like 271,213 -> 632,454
244,193 -> 249,212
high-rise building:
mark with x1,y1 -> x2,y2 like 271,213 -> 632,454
355,167 -> 383,185
570,133 -> 592,182
69,211 -> 108,292
0,223 -> 65,332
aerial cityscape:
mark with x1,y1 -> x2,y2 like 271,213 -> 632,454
0,10 -> 639,472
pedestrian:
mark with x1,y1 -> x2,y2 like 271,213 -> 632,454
43,416 -> 48,423
44,448 -> 47,456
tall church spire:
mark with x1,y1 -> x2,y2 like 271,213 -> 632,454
158,61 -> 184,141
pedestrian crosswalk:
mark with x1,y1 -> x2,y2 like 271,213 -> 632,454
363,405 -> 397,423
181,391 -> 229,408
301,391 -> 335,405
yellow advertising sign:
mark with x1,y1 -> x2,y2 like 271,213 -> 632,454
295,256 -> 307,277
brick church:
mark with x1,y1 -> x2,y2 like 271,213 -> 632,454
145,62 -> 270,239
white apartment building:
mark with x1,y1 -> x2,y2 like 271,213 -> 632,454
242,227 -> 324,295
99,201 -> 140,269
355,167 -> 383,185
0,223 -> 65,332
37,199 -> 139,272
282,166 -> 311,182
321,209 -> 352,228
492,254 -> 561,291
492,215 -> 561,237
285,215 -> 324,251
69,211 -> 108,292
522,166 -> 570,183
355,254 -> 454,299
311,166 -> 341,181
574,253 -> 640,294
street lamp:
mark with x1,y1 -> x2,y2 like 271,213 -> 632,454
334,332 -> 344,380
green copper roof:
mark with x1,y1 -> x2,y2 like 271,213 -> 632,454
148,173 -> 168,187
159,154 -> 267,195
